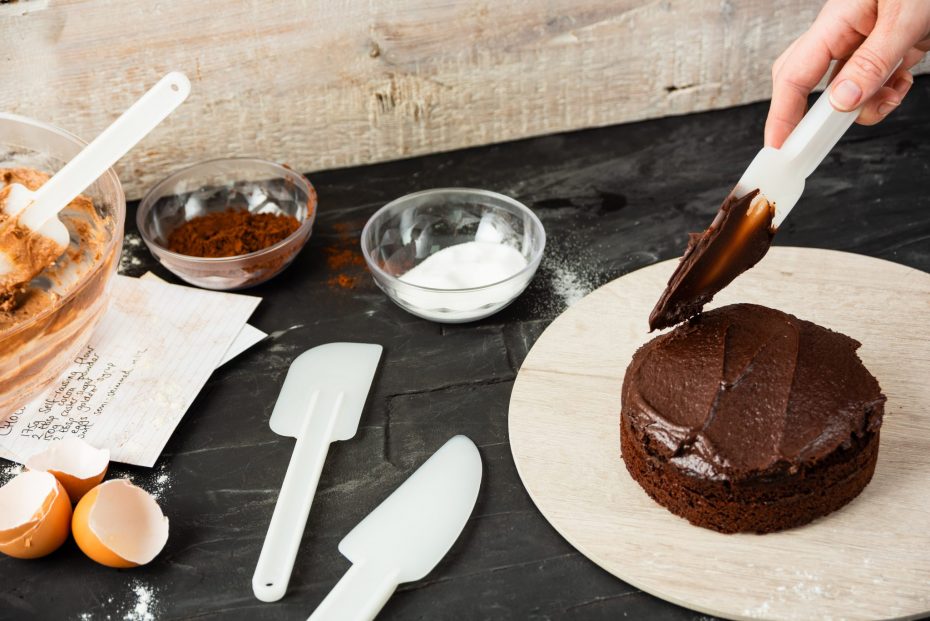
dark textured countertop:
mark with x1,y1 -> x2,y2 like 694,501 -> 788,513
2,77 -> 929,621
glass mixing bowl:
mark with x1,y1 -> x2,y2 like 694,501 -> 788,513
361,188 -> 546,323
0,113 -> 125,420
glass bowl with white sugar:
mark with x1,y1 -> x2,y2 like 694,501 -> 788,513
361,188 -> 545,323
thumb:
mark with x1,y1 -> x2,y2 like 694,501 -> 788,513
829,22 -> 909,111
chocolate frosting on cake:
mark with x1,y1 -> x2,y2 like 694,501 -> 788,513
649,190 -> 776,331
623,303 -> 885,481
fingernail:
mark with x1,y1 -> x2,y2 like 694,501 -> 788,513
830,79 -> 863,110
878,100 -> 899,116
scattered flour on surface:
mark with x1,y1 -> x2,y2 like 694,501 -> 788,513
151,471 -> 171,500
0,461 -> 23,484
119,232 -> 146,274
527,229 -> 605,316
74,581 -> 160,621
138,462 -> 172,501
267,324 -> 305,339
535,248 -> 601,315
550,264 -> 589,307
125,581 -> 157,621
267,341 -> 294,354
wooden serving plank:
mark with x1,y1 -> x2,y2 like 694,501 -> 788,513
509,247 -> 930,621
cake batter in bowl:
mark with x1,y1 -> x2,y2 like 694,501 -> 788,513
0,113 -> 125,420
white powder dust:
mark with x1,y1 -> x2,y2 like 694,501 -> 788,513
138,462 -> 172,501
535,249 -> 600,315
75,580 -> 160,621
150,472 -> 171,500
125,582 -> 156,621
119,232 -> 146,274
0,461 -> 23,485
551,264 -> 589,307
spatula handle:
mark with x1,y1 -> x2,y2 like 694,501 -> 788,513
252,402 -> 337,602
779,86 -> 858,180
780,59 -> 903,180
21,72 -> 190,231
308,561 -> 399,621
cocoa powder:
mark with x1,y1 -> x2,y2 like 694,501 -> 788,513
167,209 -> 300,257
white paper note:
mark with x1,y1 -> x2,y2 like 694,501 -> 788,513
218,322 -> 267,367
140,272 -> 267,366
0,275 -> 260,467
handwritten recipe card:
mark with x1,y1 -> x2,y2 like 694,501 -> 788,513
140,272 -> 267,366
0,275 -> 261,467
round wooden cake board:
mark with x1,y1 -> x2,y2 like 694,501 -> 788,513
509,247 -> 930,621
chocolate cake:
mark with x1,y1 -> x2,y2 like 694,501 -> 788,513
621,303 -> 885,533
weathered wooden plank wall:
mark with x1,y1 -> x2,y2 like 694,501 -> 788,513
2,0 -> 927,199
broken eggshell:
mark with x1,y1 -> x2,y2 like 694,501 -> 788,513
25,437 -> 109,502
72,479 -> 169,568
0,470 -> 72,559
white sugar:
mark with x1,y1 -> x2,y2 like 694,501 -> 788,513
394,241 -> 531,321
399,241 -> 528,290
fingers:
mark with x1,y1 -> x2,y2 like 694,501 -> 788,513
854,40 -> 926,125
765,0 -> 929,146
902,45 -> 927,70
764,30 -> 835,147
856,65 -> 915,125
764,0 -> 872,148
771,38 -> 800,80
829,5 -> 927,111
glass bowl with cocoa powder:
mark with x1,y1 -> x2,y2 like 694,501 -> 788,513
137,158 -> 316,290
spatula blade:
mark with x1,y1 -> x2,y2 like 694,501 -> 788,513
339,435 -> 482,582
269,343 -> 383,439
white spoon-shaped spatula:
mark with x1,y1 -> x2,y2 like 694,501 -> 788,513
252,343 -> 383,603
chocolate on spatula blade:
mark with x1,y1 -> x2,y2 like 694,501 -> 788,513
648,189 -> 775,332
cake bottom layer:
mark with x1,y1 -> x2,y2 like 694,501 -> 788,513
620,418 -> 880,534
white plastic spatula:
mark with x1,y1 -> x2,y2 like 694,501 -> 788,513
734,65 -> 899,228
253,343 -> 384,603
0,72 -> 190,284
308,435 -> 482,621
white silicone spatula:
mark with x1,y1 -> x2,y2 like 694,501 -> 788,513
253,343 -> 384,603
308,435 -> 482,621
0,72 -> 190,284
734,65 -> 900,228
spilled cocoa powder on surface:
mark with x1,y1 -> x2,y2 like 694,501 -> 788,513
324,221 -> 368,290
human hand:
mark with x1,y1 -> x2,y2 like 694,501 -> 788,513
765,0 -> 930,148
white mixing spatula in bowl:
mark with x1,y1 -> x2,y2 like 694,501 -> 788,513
0,71 -> 190,294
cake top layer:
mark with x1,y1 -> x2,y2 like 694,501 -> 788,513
649,190 -> 775,331
623,303 -> 885,481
